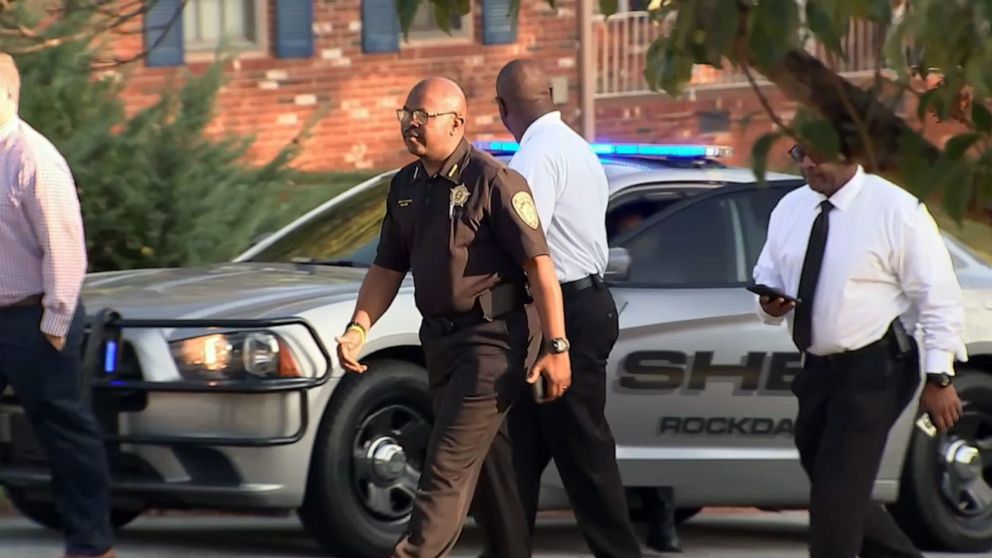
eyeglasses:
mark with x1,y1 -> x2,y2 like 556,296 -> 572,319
395,108 -> 459,125
788,144 -> 807,163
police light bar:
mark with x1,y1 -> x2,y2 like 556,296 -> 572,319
475,141 -> 733,159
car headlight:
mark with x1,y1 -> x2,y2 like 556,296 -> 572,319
169,331 -> 302,381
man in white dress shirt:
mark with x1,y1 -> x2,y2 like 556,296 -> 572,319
753,142 -> 966,558
0,54 -> 114,558
471,60 -> 643,558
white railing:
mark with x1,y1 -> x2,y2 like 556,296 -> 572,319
594,11 -> 887,98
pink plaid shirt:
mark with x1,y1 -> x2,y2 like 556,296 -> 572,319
0,116 -> 87,337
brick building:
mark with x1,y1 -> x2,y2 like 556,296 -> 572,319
112,0 -> 927,173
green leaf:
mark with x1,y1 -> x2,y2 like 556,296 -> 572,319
397,0 -> 421,39
751,132 -> 783,185
865,0 -> 892,23
747,0 -> 801,69
940,162 -> 974,221
433,1 -> 453,33
945,133 -> 982,160
973,103 -> 992,134
883,19 -> 909,84
600,0 -> 619,17
806,2 -> 844,58
644,38 -> 694,97
798,118 -> 841,161
703,0 -> 739,66
916,88 -> 940,122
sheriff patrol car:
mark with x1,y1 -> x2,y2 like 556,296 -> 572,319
1,142 -> 990,556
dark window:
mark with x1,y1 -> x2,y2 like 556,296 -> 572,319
246,176 -> 392,266
731,186 -> 791,272
616,194 -> 742,286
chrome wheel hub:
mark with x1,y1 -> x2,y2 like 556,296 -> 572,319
351,403 -> 430,521
937,407 -> 992,519
369,438 -> 408,482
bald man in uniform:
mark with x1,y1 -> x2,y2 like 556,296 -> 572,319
336,77 -> 572,558
473,60 -> 644,558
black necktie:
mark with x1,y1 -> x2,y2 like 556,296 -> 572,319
793,200 -> 834,352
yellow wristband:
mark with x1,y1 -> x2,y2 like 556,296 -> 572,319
347,324 -> 367,344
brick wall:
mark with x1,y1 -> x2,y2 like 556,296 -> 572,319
111,1 -> 965,175
113,0 -> 581,172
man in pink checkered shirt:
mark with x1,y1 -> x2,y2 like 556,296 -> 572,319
0,53 -> 114,558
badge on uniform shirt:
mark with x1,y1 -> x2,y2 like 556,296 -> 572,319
512,191 -> 540,230
449,184 -> 469,219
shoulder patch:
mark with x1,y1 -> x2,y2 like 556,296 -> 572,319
511,191 -> 540,230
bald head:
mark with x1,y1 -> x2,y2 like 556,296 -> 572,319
400,77 -> 468,164
408,77 -> 467,118
495,60 -> 554,141
0,53 -> 19,124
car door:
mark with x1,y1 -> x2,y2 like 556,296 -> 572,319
605,182 -> 811,507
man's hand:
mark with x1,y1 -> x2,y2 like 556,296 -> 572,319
759,295 -> 796,318
335,328 -> 368,374
920,384 -> 963,431
528,352 -> 571,401
44,333 -> 65,351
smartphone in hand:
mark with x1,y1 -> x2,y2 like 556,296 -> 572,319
746,283 -> 801,305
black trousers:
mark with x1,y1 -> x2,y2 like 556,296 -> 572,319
793,334 -> 924,558
473,283 -> 642,558
0,302 -> 114,556
392,307 -> 531,558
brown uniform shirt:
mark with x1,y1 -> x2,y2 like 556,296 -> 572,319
374,139 -> 550,318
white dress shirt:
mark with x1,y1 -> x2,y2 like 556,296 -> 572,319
507,111 -> 609,282
752,166 -> 968,374
0,116 -> 87,337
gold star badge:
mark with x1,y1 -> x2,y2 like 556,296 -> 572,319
511,191 -> 540,230
450,184 -> 470,207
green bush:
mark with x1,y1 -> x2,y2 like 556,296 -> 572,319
13,34 -> 319,272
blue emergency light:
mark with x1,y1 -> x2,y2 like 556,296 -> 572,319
475,141 -> 733,159
104,340 -> 118,374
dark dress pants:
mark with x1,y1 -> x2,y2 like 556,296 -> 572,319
0,302 -> 113,556
473,284 -> 642,558
793,336 -> 924,558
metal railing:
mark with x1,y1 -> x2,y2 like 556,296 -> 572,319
594,11 -> 887,98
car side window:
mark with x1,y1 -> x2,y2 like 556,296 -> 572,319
731,187 -> 791,273
616,194 -> 743,286
247,175 -> 393,265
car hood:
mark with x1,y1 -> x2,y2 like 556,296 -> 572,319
82,263 -> 369,320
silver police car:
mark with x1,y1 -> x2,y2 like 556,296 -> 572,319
1,142 -> 991,556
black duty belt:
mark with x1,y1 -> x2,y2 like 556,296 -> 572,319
423,282 -> 530,335
560,274 -> 604,296
803,319 -> 915,367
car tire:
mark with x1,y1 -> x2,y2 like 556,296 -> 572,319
890,370 -> 992,552
299,358 -> 432,558
4,486 -> 143,531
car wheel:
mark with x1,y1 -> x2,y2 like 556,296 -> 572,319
891,370 -> 992,552
4,486 -> 143,530
299,359 -> 432,558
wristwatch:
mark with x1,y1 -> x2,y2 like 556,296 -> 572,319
925,372 -> 953,388
546,337 -> 570,354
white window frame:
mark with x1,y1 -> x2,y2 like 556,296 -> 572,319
403,3 -> 473,45
182,0 -> 268,58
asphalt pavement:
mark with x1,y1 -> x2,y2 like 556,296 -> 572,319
1,508 -> 988,558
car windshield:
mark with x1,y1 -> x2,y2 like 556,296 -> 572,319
246,174 -> 393,266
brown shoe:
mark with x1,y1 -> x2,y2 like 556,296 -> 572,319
63,549 -> 115,558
